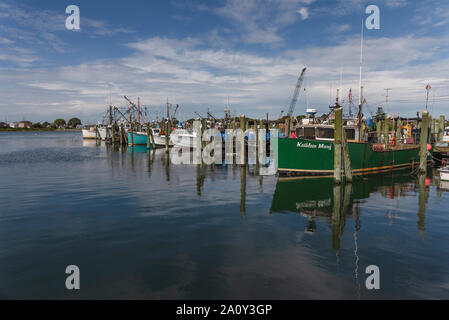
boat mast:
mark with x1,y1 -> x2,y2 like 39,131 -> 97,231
359,18 -> 364,107
138,97 -> 141,124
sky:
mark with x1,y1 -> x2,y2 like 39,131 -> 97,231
0,0 -> 448,124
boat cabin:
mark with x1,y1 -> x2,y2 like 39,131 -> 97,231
294,124 -> 361,142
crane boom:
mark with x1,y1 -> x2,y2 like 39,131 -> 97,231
124,96 -> 136,107
287,67 -> 307,118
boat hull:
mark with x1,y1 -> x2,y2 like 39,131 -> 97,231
128,132 -> 151,147
82,129 -> 97,139
278,138 -> 424,176
440,170 -> 449,181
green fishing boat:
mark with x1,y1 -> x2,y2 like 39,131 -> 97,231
277,122 -> 430,176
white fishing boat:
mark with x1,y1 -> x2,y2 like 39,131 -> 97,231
439,166 -> 449,181
170,129 -> 197,149
152,128 -> 173,147
443,127 -> 449,142
82,126 -> 97,139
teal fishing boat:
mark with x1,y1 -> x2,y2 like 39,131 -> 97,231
128,132 -> 152,147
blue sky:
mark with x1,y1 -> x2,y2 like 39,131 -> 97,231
0,0 -> 448,123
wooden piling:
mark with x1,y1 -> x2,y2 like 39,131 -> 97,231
419,110 -> 430,174
439,115 -> 445,141
396,119 -> 402,144
120,124 -> 124,146
240,115 -> 247,166
165,120 -> 169,153
148,125 -> 156,149
342,130 -> 353,183
383,119 -> 389,145
130,123 -> 134,146
146,123 -> 151,150
376,120 -> 382,143
333,108 -> 343,184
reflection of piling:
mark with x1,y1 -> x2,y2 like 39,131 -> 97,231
332,183 -> 350,251
147,149 -> 155,177
111,125 -> 116,145
419,110 -> 430,174
417,174 -> 428,234
95,125 -> 100,142
196,164 -> 204,196
332,185 -> 342,251
165,153 -> 170,182
333,108 -> 343,184
240,166 -> 246,215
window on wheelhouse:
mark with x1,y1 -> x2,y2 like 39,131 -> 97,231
345,128 -> 356,140
303,127 -> 316,139
316,127 -> 334,139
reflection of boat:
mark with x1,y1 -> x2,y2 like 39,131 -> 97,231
271,172 -> 414,216
439,166 -> 449,181
271,171 -> 418,251
82,126 -> 97,139
440,180 -> 449,191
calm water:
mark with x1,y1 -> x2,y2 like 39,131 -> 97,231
0,131 -> 448,300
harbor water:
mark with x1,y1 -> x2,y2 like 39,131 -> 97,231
0,131 -> 448,299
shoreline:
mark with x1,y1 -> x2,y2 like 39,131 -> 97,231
0,128 -> 82,132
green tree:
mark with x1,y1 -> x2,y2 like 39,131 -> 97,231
54,119 -> 66,127
68,118 -> 82,128
32,122 -> 43,129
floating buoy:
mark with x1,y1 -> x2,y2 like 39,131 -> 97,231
427,144 -> 432,151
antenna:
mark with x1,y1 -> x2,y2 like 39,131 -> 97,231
359,18 -> 364,107
384,88 -> 392,116
339,64 -> 343,104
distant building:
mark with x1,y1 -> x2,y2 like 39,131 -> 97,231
18,121 -> 33,128
0,122 -> 8,128
10,122 -> 19,128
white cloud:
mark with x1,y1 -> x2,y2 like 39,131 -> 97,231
216,0 -> 305,44
298,7 -> 309,20
1,33 -> 448,122
336,24 -> 351,32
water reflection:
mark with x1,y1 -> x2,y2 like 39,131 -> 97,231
270,171 -> 430,248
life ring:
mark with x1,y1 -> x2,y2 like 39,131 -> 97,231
390,137 -> 396,146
